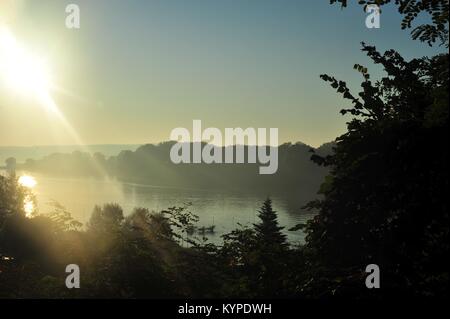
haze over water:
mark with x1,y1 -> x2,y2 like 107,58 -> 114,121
30,173 -> 313,244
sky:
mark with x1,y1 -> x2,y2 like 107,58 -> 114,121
0,0 -> 445,147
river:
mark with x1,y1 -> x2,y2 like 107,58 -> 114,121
27,173 -> 315,245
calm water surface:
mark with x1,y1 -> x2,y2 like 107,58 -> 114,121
29,174 -> 315,245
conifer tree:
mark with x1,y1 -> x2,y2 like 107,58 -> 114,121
254,198 -> 287,249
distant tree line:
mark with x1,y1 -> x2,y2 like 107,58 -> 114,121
1,1 -> 448,299
19,142 -> 331,196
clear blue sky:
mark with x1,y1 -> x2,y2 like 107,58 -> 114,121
0,0 -> 444,147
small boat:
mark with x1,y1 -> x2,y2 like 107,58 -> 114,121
190,225 -> 216,235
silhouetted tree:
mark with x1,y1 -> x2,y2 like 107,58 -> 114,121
254,198 -> 288,249
301,43 -> 449,297
330,0 -> 449,46
161,203 -> 199,245
218,199 -> 292,297
88,203 -> 124,233
0,175 -> 26,227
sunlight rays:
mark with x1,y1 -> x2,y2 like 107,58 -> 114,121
0,25 -> 108,179
0,25 -> 85,147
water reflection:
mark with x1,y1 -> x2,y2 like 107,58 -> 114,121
18,174 -> 37,218
23,199 -> 35,218
28,174 -> 314,244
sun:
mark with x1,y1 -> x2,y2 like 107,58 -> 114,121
0,26 -> 52,99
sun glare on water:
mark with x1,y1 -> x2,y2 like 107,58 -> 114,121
18,175 -> 37,188
23,200 -> 35,218
18,175 -> 37,218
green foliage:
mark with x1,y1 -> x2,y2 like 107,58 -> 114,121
218,199 -> 293,297
46,201 -> 83,232
0,183 -> 221,298
124,207 -> 173,240
254,198 -> 288,249
0,175 -> 28,225
1,2 -> 448,299
161,203 -> 200,246
302,43 -> 449,297
330,0 -> 449,46
88,203 -> 124,233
